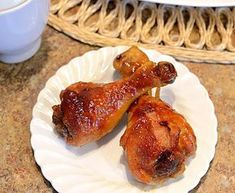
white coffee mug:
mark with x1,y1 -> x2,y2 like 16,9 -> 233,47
0,0 -> 49,63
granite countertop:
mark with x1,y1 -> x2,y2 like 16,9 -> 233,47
0,26 -> 234,193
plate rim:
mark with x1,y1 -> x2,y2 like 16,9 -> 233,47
141,0 -> 235,7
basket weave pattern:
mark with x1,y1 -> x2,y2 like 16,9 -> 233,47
49,0 -> 235,63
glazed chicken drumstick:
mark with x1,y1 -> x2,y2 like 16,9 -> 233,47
114,46 -> 197,184
52,61 -> 177,147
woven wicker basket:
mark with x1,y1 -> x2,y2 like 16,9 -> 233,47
49,0 -> 235,63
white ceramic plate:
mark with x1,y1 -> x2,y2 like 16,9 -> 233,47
30,46 -> 217,193
141,0 -> 235,7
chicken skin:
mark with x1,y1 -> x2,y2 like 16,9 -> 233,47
113,46 -> 151,78
114,46 -> 197,184
120,96 -> 196,184
52,61 -> 177,147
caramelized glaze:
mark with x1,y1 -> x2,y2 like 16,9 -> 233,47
120,96 -> 196,184
52,61 -> 177,146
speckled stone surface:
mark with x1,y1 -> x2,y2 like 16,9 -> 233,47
0,26 -> 234,193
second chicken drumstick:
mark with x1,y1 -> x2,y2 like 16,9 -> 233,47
114,46 -> 197,185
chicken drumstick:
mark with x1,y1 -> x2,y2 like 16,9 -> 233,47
52,61 -> 177,147
114,46 -> 197,184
